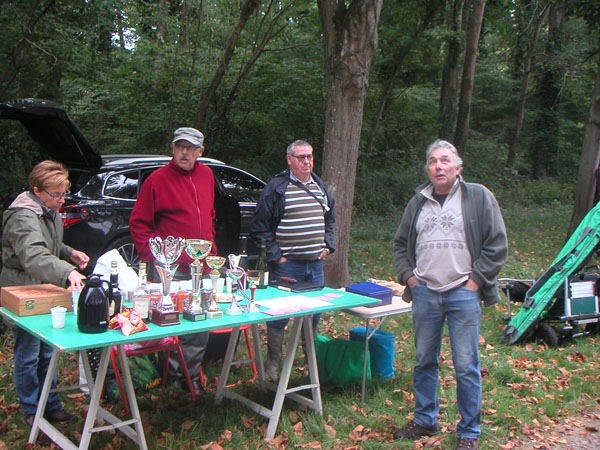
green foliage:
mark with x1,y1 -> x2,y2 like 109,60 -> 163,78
2,194 -> 600,449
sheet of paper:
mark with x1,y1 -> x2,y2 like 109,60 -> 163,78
256,294 -> 332,310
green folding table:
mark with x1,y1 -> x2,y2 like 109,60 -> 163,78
1,286 -> 376,449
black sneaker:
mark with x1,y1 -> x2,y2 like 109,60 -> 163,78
393,420 -> 438,440
45,409 -> 77,424
22,414 -> 35,427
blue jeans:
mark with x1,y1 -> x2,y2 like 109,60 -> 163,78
268,258 -> 324,331
12,327 -> 63,416
411,284 -> 482,438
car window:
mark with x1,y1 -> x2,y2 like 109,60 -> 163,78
212,166 -> 264,203
104,170 -> 140,200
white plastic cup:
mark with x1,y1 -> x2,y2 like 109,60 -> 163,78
225,277 -> 232,294
212,277 -> 225,294
50,305 -> 67,329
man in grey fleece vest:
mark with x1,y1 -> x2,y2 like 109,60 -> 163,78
392,140 -> 508,450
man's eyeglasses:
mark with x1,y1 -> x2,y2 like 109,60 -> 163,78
44,190 -> 70,199
291,154 -> 314,161
175,143 -> 201,152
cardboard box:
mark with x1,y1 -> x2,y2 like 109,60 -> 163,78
1,284 -> 72,316
345,281 -> 393,308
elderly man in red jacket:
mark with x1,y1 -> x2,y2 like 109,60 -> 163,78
130,127 -> 216,391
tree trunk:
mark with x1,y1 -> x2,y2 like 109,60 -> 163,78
568,51 -> 600,235
205,0 -> 293,151
318,0 -> 383,287
194,0 -> 260,131
453,0 -> 485,154
365,0 -> 442,154
439,0 -> 466,141
529,1 -> 565,178
506,2 -> 548,168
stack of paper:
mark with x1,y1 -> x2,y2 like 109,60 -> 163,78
570,281 -> 595,298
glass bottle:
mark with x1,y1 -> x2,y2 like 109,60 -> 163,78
109,261 -> 123,318
132,262 -> 150,322
239,236 -> 248,270
255,238 -> 269,288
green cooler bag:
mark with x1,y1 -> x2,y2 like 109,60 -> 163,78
315,334 -> 371,386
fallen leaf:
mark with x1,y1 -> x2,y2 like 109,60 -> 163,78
323,423 -> 336,438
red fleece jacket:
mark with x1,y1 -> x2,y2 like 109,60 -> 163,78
129,159 -> 216,269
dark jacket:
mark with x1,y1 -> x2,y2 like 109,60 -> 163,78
250,169 -> 335,263
393,177 -> 508,306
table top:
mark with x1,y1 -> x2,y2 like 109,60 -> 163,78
1,286 -> 378,351
345,295 -> 412,319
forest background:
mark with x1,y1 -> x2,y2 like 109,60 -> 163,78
1,0 -> 600,284
1,2 -> 600,448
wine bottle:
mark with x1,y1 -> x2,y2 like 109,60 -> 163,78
255,238 -> 269,288
132,262 -> 150,322
109,260 -> 123,318
239,236 -> 248,270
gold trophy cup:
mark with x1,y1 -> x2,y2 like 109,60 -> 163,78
205,255 -> 226,318
183,239 -> 213,321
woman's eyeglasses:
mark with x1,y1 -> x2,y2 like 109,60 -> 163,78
44,190 -> 70,199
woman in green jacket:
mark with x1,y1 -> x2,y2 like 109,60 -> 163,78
1,160 -> 89,427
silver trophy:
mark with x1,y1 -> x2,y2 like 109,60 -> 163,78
225,267 -> 246,316
184,239 -> 212,320
149,235 -> 185,326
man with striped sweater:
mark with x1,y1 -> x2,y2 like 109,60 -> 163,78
250,140 -> 335,380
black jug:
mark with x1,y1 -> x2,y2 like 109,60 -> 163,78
77,275 -> 110,333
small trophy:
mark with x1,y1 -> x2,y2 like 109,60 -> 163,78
149,236 -> 185,326
226,267 -> 246,315
205,256 -> 226,318
183,239 -> 212,321
245,270 -> 261,313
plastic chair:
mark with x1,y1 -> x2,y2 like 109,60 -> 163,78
110,336 -> 195,415
200,324 -> 258,390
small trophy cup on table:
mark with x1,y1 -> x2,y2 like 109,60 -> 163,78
205,255 -> 226,318
149,235 -> 185,326
245,270 -> 261,313
183,239 -> 212,321
225,267 -> 246,316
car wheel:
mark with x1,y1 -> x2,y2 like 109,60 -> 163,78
585,321 -> 600,335
109,236 -> 140,269
535,323 -> 559,348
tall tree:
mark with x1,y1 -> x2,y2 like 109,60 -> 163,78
364,0 -> 443,155
318,0 -> 383,287
568,51 -> 600,234
505,1 -> 549,168
528,1 -> 565,178
567,0 -> 600,233
439,0 -> 468,140
453,0 -> 485,153
193,0 -> 260,131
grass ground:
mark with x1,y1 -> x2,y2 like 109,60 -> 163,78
0,201 -> 599,449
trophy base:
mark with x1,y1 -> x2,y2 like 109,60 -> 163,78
150,308 -> 180,326
206,310 -> 223,319
247,304 -> 260,313
225,307 -> 243,316
183,311 -> 207,322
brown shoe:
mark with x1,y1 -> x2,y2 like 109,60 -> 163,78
393,420 -> 438,440
22,414 -> 35,427
455,437 -> 479,450
45,409 -> 77,424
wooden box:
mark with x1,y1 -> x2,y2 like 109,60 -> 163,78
1,284 -> 72,316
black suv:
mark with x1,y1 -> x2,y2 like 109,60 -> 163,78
0,99 -> 265,272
